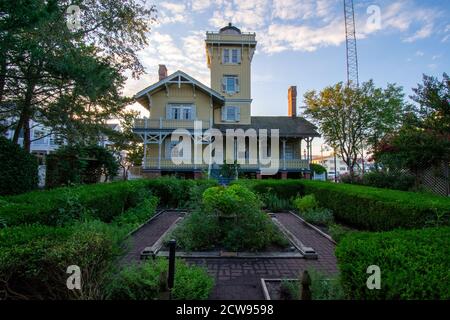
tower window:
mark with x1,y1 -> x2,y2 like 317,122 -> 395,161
222,48 -> 241,64
222,75 -> 239,94
221,106 -> 240,122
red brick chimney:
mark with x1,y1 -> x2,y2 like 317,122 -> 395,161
288,86 -> 297,117
158,64 -> 168,81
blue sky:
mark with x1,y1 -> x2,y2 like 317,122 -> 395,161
126,0 -> 450,155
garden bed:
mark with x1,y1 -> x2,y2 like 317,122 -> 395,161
261,279 -> 298,300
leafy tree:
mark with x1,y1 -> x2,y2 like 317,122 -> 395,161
373,74 -> 450,185
0,0 -> 156,151
304,81 -> 408,176
46,144 -> 119,187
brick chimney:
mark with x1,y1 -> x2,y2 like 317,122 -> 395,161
288,86 -> 297,117
158,64 -> 168,81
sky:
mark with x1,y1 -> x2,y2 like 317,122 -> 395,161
124,0 -> 450,156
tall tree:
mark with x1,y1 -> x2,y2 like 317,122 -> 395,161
304,81 -> 408,176
0,0 -> 156,151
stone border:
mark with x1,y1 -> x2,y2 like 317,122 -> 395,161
288,211 -> 337,245
124,209 -> 167,240
140,215 -> 185,259
157,251 -> 303,259
271,216 -> 318,259
260,278 -> 298,300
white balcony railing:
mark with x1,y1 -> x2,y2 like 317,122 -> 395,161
134,118 -> 211,130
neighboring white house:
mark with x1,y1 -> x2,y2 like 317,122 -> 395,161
2,119 -> 121,164
312,154 -> 373,180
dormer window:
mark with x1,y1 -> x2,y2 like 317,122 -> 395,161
222,48 -> 241,64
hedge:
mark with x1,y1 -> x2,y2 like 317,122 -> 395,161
231,179 -> 450,231
0,136 -> 38,196
0,180 -> 150,227
231,179 -> 305,200
0,196 -> 159,300
336,227 -> 450,299
299,180 -> 450,231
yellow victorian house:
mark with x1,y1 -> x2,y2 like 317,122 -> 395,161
133,23 -> 319,179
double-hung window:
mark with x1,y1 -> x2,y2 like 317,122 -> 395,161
222,75 -> 239,94
221,106 -> 240,122
166,104 -> 195,120
223,48 -> 241,64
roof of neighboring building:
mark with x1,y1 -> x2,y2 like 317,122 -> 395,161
217,116 -> 320,138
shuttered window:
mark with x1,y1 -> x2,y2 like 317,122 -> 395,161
221,106 -> 240,122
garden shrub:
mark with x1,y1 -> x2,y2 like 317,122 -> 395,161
260,193 -> 293,212
308,269 -> 345,300
45,144 -> 119,188
299,208 -> 334,226
232,179 -> 305,199
293,195 -> 318,213
0,180 -> 151,226
299,180 -> 450,231
328,223 -> 353,243
0,136 -> 38,196
174,185 -> 287,251
360,171 -> 415,191
106,258 -> 213,300
336,227 -> 450,299
0,221 -> 121,300
112,196 -> 159,230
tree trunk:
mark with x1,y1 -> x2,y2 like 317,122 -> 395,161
0,53 -> 6,104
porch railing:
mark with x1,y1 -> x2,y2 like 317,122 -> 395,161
143,157 -> 309,171
134,118 -> 211,130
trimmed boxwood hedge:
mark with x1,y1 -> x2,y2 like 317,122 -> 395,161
0,180 -> 149,226
336,227 -> 450,299
0,136 -> 38,196
299,180 -> 450,231
231,179 -> 305,199
232,179 -> 450,231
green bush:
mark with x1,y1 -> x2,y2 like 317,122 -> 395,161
45,144 -> 119,188
310,163 -> 327,175
299,180 -> 450,231
293,195 -> 318,213
0,180 -> 152,226
260,193 -> 293,212
328,223 -> 353,243
106,258 -> 213,300
360,171 -> 415,191
299,208 -> 334,226
112,196 -> 159,230
0,136 -> 38,196
174,185 -> 287,251
336,227 -> 450,299
0,221 -> 122,299
141,177 -> 218,208
308,269 -> 345,300
232,179 -> 305,200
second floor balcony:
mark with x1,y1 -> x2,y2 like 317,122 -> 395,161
134,118 -> 211,131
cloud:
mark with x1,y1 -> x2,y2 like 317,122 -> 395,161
403,23 -> 433,42
190,0 -> 212,12
157,2 -> 187,25
272,0 -> 337,21
415,50 -> 424,56
209,0 -> 270,29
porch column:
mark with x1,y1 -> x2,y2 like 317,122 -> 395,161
143,134 -> 147,169
158,135 -> 162,170
299,139 -> 302,160
282,139 -> 286,171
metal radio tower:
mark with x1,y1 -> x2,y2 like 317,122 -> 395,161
344,0 -> 359,87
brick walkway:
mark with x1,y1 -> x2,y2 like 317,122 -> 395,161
120,211 -> 182,265
122,211 -> 338,300
186,212 -> 337,300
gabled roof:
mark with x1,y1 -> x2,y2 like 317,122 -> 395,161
134,70 -> 224,104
